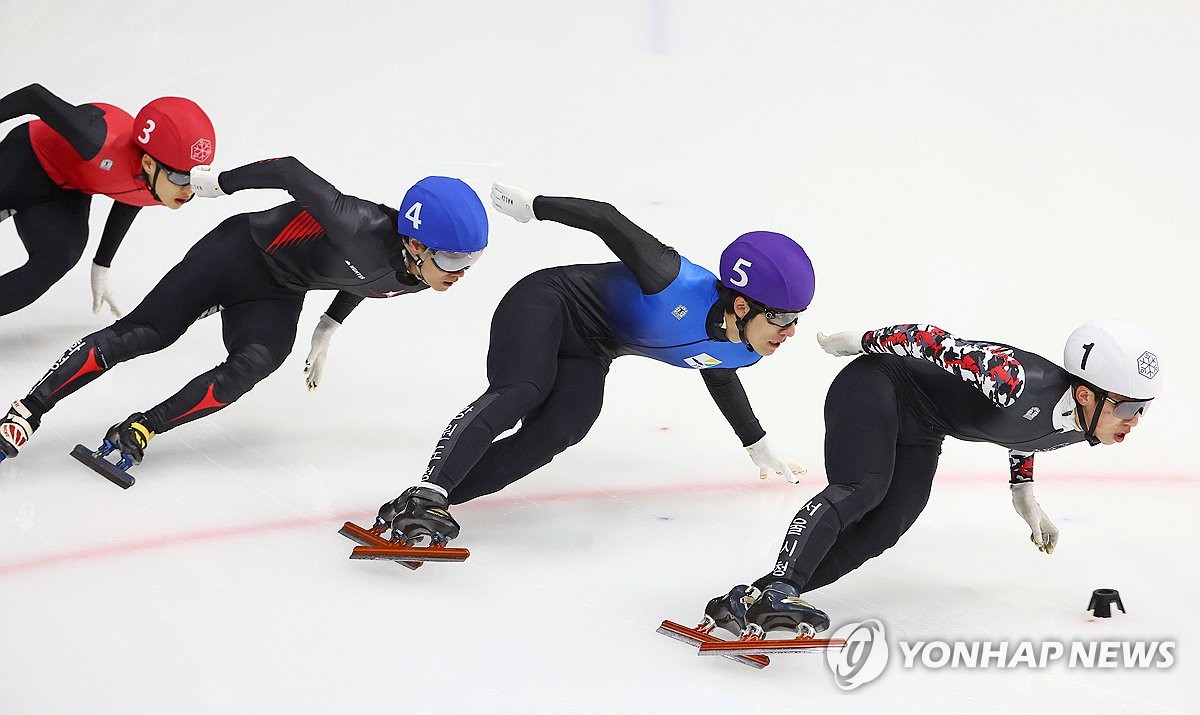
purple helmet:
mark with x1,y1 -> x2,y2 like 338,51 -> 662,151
719,231 -> 815,311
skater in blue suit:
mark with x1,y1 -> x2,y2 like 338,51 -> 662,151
371,182 -> 819,547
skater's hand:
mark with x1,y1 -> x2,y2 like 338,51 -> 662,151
490,182 -> 535,223
816,330 -> 864,357
1010,481 -> 1058,554
304,314 -> 340,391
89,262 -> 123,317
189,165 -> 226,198
746,436 -> 807,484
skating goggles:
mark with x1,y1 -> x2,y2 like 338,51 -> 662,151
747,299 -> 802,328
1103,394 -> 1152,420
155,160 -> 192,187
429,249 -> 483,273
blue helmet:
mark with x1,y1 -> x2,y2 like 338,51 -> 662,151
398,177 -> 488,252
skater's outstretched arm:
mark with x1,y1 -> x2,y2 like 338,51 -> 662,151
819,324 -> 1026,408
490,183 -> 680,295
0,83 -> 106,160
86,203 -> 145,317
701,368 -> 806,482
324,291 -> 363,324
92,202 -> 143,268
700,368 -> 764,447
294,292 -> 362,392
1007,452 -> 1059,553
199,157 -> 372,239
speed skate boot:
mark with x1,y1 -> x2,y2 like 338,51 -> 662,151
378,485 -> 460,545
703,584 -> 761,637
105,413 -> 156,465
744,580 -> 830,639
0,400 -> 40,460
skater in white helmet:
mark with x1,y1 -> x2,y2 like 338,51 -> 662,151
674,320 -> 1162,647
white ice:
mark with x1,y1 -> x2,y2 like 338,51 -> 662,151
2,2 -> 1198,713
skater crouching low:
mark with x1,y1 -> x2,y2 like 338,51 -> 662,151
681,320 -> 1163,647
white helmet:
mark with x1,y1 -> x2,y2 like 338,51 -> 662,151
1064,319 -> 1162,400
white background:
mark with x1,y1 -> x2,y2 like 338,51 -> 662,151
1,1 -> 1197,712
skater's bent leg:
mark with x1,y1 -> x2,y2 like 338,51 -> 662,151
24,323 -> 171,416
451,356 -> 608,503
141,297 -> 301,433
21,226 -> 252,417
0,195 -> 90,315
757,358 -> 902,591
422,276 -> 577,493
421,380 -> 553,492
803,443 -> 942,592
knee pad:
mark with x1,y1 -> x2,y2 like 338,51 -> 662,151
96,324 -> 168,363
824,481 -> 889,525
476,380 -> 547,434
215,344 -> 283,400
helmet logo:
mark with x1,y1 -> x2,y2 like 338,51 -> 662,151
190,138 -> 213,163
672,305 -> 688,320
1137,351 -> 1159,379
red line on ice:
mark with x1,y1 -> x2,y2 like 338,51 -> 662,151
1,473 -> 1194,577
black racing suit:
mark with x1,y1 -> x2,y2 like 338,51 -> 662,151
21,157 -> 425,436
764,324 -> 1086,593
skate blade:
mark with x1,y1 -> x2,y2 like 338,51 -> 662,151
657,620 -> 769,669
697,636 -> 846,656
70,444 -> 135,489
349,544 -> 470,563
340,521 -> 425,570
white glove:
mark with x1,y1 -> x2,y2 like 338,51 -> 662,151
746,436 -> 807,484
189,165 -> 226,198
303,314 -> 340,391
1010,481 -> 1058,554
490,182 -> 535,223
89,263 -> 123,317
816,330 -> 864,357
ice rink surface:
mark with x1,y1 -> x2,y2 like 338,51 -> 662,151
2,2 -> 1198,713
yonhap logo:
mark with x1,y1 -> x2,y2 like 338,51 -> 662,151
825,619 -> 889,690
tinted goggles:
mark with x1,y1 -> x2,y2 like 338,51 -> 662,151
157,160 -> 191,187
748,299 -> 802,328
429,249 -> 483,273
1104,395 -> 1152,420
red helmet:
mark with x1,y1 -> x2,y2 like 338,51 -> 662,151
132,97 -> 215,170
